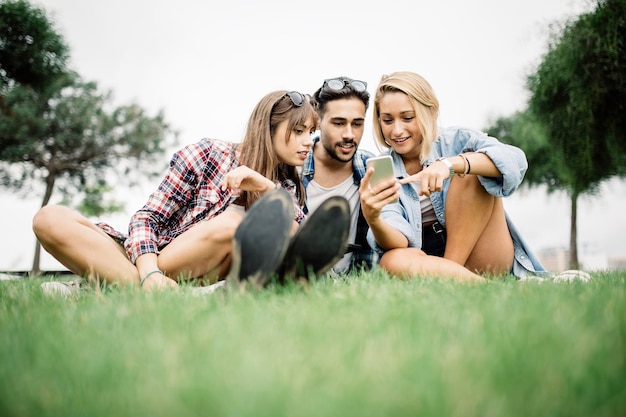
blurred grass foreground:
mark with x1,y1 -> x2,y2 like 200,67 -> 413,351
1,270 -> 625,417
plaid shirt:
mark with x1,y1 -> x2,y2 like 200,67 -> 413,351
301,137 -> 379,273
98,138 -> 306,263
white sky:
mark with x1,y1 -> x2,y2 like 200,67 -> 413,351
1,0 -> 624,271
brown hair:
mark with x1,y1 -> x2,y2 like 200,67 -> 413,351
238,90 -> 319,208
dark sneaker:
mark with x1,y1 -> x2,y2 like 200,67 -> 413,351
280,196 -> 350,281
227,188 -> 294,288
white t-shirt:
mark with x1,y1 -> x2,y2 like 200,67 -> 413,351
306,176 -> 360,274
420,194 -> 437,224
411,183 -> 437,224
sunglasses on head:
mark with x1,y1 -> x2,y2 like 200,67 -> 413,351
323,78 -> 368,92
285,91 -> 310,107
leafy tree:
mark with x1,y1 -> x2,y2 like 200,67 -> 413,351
1,0 -> 73,157
486,111 -> 587,267
486,111 -> 556,189
0,0 -> 69,91
487,0 -> 626,269
0,1 -> 177,274
0,75 -> 176,274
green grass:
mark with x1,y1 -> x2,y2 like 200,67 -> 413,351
1,270 -> 625,417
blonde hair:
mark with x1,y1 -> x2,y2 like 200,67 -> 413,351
238,90 -> 318,208
372,71 -> 440,163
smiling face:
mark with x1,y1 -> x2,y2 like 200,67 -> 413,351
318,97 -> 366,163
272,116 -> 316,167
377,91 -> 423,161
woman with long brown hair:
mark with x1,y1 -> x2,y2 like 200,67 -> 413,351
34,90 -> 350,291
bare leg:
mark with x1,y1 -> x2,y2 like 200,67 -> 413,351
32,205 -> 138,285
157,210 -> 243,284
443,175 -> 514,275
34,205 -> 244,286
380,248 -> 485,283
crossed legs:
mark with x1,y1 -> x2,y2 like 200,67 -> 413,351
379,175 -> 514,282
33,190 -> 351,287
32,205 -> 242,285
32,205 -> 138,284
157,210 -> 242,283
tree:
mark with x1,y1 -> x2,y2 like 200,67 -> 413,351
1,0 -> 72,157
0,75 -> 176,274
487,0 -> 626,269
487,111 -> 558,189
0,0 -> 69,91
486,111 -> 588,267
0,1 -> 177,274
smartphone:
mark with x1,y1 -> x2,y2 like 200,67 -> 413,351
367,155 -> 395,186
366,155 -> 398,203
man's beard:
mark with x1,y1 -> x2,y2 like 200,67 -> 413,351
324,140 -> 356,163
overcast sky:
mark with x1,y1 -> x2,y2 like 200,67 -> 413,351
1,0 -> 623,271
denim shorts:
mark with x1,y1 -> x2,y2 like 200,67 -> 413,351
422,221 -> 447,257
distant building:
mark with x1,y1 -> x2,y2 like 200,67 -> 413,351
538,247 -> 570,273
608,256 -> 626,270
538,246 -> 625,272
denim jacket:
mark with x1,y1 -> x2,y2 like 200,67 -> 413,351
366,126 -> 547,278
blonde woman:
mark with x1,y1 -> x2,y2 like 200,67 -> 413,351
360,71 -> 547,282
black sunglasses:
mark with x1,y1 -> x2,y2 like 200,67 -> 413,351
285,91 -> 310,107
323,78 -> 368,92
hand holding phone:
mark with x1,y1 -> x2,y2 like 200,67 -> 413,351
366,155 -> 398,203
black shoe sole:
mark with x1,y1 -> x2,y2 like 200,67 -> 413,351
227,189 -> 293,288
281,196 -> 350,280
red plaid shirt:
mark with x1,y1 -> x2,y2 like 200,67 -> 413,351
98,138 -> 306,263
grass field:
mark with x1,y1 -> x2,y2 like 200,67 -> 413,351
1,270 -> 624,417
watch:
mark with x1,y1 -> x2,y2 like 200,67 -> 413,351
436,157 -> 454,179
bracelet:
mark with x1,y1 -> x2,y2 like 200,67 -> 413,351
140,269 -> 163,287
458,154 -> 470,177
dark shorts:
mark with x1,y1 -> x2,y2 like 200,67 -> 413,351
96,222 -> 128,246
422,221 -> 447,257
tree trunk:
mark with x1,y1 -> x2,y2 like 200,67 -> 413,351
568,192 -> 579,270
30,173 -> 56,276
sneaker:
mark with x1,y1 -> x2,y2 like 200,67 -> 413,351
226,189 -> 294,288
280,196 -> 350,280
518,275 -> 546,283
190,280 -> 227,295
553,269 -> 592,283
41,277 -> 85,298
519,270 -> 592,283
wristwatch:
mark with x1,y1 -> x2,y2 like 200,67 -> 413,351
436,157 -> 454,179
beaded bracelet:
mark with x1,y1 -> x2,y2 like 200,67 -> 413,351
140,269 -> 163,287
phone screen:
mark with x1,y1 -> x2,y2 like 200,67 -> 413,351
366,155 -> 395,186
366,155 -> 398,203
